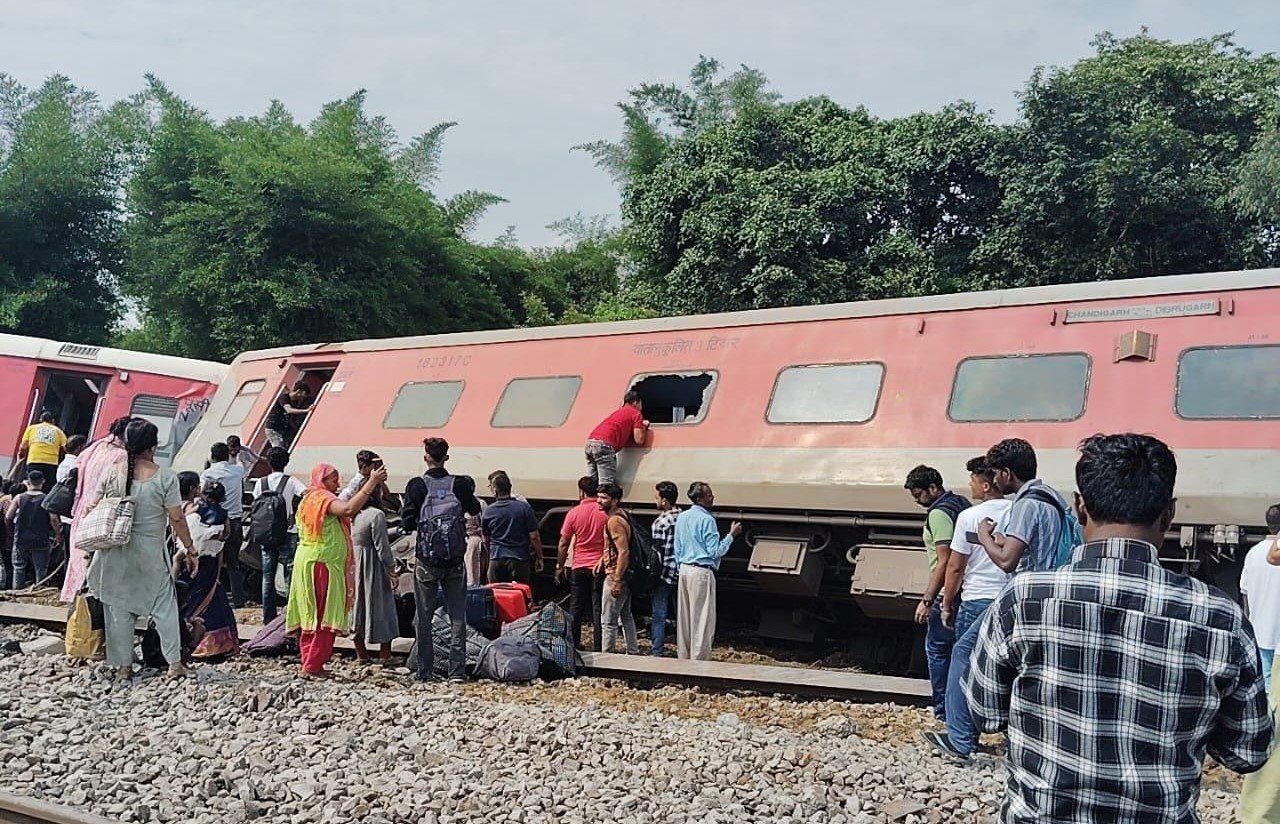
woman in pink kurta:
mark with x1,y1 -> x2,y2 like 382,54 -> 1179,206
60,416 -> 133,601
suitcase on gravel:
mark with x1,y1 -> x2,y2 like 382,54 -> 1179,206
466,585 -> 499,638
487,582 -> 532,626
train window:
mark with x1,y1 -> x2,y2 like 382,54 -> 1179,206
628,372 -> 717,424
1177,345 -> 1280,419
130,395 -> 179,462
383,381 -> 464,429
220,379 -> 266,427
491,376 -> 582,428
948,354 -> 1090,422
767,362 -> 885,424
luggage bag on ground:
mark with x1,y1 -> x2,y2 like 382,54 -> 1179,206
477,633 -> 541,682
64,590 -> 105,659
406,605 -> 490,676
241,615 -> 298,657
500,602 -> 580,679
466,585 -> 499,638
487,581 -> 532,626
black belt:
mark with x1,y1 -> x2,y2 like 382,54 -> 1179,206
682,562 -> 716,570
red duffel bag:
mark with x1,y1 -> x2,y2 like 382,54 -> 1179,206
488,582 -> 533,626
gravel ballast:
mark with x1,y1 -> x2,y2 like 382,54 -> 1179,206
0,627 -> 1248,824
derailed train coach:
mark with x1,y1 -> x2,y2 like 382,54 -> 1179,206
0,334 -> 226,473
174,268 -> 1280,668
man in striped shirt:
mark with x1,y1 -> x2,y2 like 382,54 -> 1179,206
964,433 -> 1271,823
649,481 -> 681,657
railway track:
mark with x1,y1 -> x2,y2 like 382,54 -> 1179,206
0,600 -> 930,705
0,791 -> 115,824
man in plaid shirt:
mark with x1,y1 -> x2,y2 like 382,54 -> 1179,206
964,433 -> 1272,823
649,481 -> 681,657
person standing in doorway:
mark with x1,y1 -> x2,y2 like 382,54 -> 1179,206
263,381 -> 313,450
904,465 -> 970,722
557,476 -> 609,651
201,442 -> 248,608
674,482 -> 741,660
12,412 -> 66,484
584,391 -> 649,486
400,437 -> 481,682
649,481 -> 681,657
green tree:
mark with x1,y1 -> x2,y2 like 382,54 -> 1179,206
119,82 -> 510,360
0,75 -> 122,343
618,97 -> 1006,314
976,33 -> 1280,284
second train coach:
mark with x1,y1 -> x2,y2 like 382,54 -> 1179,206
174,268 -> 1280,655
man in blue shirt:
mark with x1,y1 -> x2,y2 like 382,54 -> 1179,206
674,481 -> 741,660
481,470 -> 542,584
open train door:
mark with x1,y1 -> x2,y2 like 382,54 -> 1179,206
245,360 -> 340,457
5,367 -> 110,476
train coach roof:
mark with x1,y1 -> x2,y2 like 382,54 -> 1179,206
235,267 -> 1280,363
0,333 -> 227,383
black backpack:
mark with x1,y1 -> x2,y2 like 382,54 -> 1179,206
415,474 -> 467,567
621,511 -> 662,596
248,476 -> 291,550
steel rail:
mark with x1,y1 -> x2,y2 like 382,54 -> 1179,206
0,791 -> 116,824
0,601 -> 930,705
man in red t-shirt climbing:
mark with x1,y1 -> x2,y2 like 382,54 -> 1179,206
584,390 -> 650,486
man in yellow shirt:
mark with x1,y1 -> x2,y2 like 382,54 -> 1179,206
14,412 -> 67,484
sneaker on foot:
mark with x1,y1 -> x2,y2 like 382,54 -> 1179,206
921,730 -> 971,763
448,675 -> 467,684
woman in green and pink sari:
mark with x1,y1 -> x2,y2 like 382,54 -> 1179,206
285,462 -> 386,677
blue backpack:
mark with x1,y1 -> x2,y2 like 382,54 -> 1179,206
1022,486 -> 1084,569
416,474 -> 467,566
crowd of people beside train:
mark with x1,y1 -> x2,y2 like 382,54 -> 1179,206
10,383 -> 1280,821
903,433 -> 1280,822
2,388 -> 739,681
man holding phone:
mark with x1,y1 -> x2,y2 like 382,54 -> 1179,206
339,450 -> 396,508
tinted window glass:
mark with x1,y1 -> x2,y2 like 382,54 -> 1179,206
1177,346 -> 1280,419
220,379 -> 265,427
768,363 -> 884,424
949,354 -> 1090,422
491,377 -> 582,428
384,381 -> 464,429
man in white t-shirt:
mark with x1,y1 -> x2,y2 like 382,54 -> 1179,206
929,456 -> 1012,759
1242,504 -> 1280,691
250,447 -> 308,623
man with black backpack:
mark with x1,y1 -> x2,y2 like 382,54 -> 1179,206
249,447 -> 307,622
597,483 -> 638,654
401,437 -> 481,682
6,470 -> 60,588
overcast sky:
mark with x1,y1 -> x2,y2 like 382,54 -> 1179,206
3,0 -> 1276,246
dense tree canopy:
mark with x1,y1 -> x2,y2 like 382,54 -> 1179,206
1,32 -> 1278,358
581,34 -> 1280,315
0,75 -> 123,343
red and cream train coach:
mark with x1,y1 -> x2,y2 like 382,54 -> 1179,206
1,334 -> 226,473
175,269 -> 1280,653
